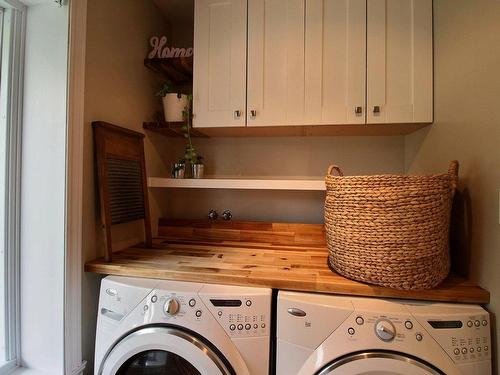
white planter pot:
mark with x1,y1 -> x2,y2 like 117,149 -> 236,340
162,93 -> 188,122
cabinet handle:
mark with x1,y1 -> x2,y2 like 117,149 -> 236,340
250,110 -> 257,119
355,106 -> 363,115
373,105 -> 381,114
234,110 -> 241,119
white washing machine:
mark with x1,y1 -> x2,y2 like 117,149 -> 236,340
277,291 -> 491,375
95,276 -> 271,375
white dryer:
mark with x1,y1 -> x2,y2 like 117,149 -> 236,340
277,291 -> 491,375
95,276 -> 271,375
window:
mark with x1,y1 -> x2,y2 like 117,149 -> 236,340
0,1 -> 24,374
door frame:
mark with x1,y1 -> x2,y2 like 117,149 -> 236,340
65,0 -> 87,374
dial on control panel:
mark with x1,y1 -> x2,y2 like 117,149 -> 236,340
375,319 -> 396,342
164,298 -> 180,316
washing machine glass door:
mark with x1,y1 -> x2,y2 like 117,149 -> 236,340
316,352 -> 444,375
100,327 -> 234,375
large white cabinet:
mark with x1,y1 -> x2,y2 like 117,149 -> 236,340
193,0 -> 433,128
367,0 -> 433,124
193,0 -> 247,127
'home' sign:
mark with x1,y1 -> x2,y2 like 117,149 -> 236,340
148,36 -> 193,59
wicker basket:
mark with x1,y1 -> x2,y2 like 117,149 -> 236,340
324,161 -> 459,290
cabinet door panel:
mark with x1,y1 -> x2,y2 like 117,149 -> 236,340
247,0 -> 305,126
367,0 -> 433,124
193,0 -> 247,128
305,0 -> 366,125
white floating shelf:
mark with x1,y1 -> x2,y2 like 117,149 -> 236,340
148,176 -> 326,191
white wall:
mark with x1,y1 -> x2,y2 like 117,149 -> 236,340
20,2 -> 68,373
405,0 -> 500,370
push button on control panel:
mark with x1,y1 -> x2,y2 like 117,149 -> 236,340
404,321 -> 413,330
454,348 -> 460,355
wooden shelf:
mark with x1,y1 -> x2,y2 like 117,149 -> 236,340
85,220 -> 490,305
144,123 -> 431,139
144,57 -> 193,87
148,176 -> 326,191
143,121 -> 208,138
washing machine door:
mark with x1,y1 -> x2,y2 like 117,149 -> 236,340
316,352 -> 445,375
100,326 -> 236,375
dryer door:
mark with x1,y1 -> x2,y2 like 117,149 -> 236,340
316,351 -> 445,375
100,327 -> 237,375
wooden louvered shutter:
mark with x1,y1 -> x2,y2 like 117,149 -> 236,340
93,121 -> 152,262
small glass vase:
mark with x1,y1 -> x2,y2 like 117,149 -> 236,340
172,163 -> 185,179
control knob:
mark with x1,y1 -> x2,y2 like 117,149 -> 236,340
164,298 -> 180,316
375,319 -> 396,342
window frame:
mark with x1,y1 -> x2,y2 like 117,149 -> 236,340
0,0 -> 25,374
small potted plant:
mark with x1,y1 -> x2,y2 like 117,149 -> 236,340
181,95 -> 204,179
156,83 -> 187,122
191,156 -> 204,179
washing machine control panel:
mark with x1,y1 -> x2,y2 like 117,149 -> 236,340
204,295 -> 270,338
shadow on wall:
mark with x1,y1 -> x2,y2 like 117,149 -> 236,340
449,188 -> 473,277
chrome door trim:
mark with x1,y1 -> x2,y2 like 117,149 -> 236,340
316,351 -> 444,375
99,326 -> 233,375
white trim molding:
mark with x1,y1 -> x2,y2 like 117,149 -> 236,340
0,1 -> 26,374
64,0 -> 87,374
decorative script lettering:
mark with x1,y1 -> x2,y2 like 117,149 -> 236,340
148,36 -> 194,59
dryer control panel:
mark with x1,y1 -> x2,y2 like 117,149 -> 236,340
429,313 -> 491,364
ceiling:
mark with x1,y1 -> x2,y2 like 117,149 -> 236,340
153,0 -> 194,25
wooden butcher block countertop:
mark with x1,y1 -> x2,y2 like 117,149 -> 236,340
85,220 -> 490,304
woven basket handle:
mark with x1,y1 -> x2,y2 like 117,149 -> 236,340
448,160 -> 459,193
327,165 -> 344,176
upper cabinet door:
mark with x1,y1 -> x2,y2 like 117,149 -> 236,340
367,0 -> 433,124
247,0 -> 306,126
193,0 -> 247,128
305,0 -> 366,125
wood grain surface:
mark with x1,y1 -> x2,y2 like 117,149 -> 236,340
85,220 -> 489,304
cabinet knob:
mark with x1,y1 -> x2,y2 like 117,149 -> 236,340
355,106 -> 363,115
234,110 -> 242,119
373,105 -> 381,114
250,110 -> 257,119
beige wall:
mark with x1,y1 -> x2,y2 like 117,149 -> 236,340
405,0 -> 500,369
82,0 -> 170,372
162,136 -> 404,223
